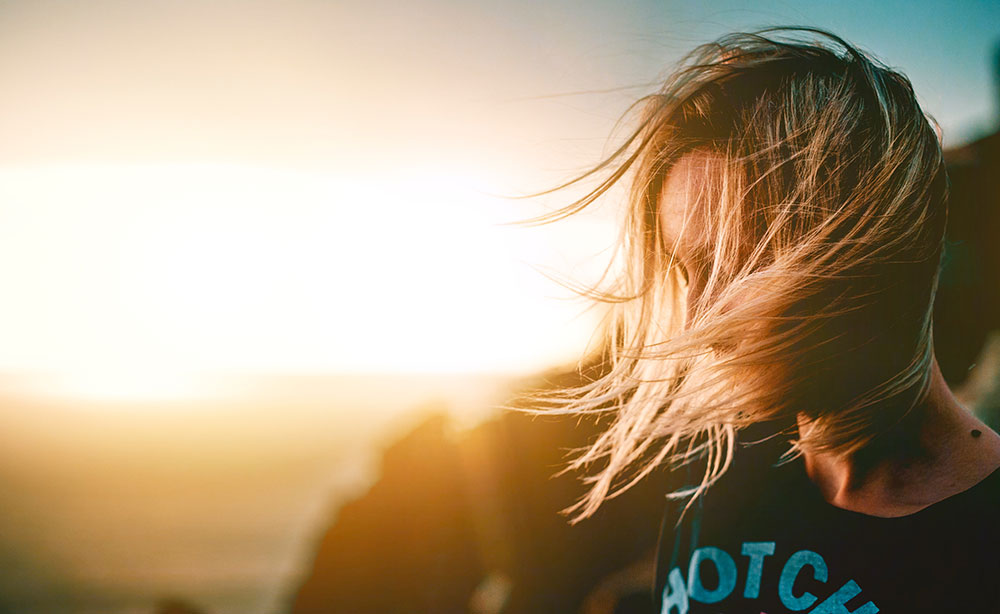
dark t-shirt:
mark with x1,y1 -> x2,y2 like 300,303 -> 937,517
653,440 -> 1000,613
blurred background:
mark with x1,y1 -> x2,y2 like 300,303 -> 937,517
0,1 -> 996,613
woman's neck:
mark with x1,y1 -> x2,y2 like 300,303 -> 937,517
799,358 -> 1000,518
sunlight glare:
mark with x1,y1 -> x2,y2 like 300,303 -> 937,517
0,163 -> 611,400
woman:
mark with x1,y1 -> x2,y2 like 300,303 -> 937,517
538,28 -> 1000,612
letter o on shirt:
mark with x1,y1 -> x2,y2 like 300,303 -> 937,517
687,547 -> 738,603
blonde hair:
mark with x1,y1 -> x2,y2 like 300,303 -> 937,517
531,28 -> 949,520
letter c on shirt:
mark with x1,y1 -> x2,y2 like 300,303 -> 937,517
778,549 -> 829,611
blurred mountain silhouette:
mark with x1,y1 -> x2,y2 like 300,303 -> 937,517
287,368 -> 671,614
289,409 -> 482,613
936,48 -> 1000,427
937,135 -> 1000,379
154,597 -> 208,614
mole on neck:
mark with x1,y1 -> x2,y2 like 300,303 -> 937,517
799,358 -> 1000,517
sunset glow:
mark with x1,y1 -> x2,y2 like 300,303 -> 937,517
0,163 -> 611,400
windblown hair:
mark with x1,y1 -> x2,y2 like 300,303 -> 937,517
533,27 -> 949,520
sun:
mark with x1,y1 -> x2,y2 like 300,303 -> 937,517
0,163 -> 611,402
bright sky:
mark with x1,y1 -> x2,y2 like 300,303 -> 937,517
0,163 -> 606,375
0,0 -> 995,399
